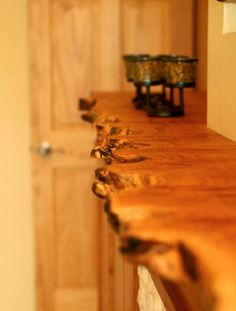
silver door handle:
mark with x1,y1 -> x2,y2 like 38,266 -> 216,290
37,141 -> 51,157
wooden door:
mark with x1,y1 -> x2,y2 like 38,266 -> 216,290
29,0 -> 194,310
30,1 -> 100,310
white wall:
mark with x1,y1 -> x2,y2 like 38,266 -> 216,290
0,1 -> 35,310
208,0 -> 236,140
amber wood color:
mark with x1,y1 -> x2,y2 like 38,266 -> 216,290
195,0 -> 208,90
29,0 -> 99,310
97,201 -> 139,311
30,0 -> 195,310
81,90 -> 236,311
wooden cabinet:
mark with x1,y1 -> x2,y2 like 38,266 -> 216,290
81,91 -> 236,311
98,207 -> 139,311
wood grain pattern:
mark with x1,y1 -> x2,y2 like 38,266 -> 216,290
170,0 -> 194,55
30,1 -> 99,310
30,0 -> 199,310
82,90 -> 236,311
195,0 -> 208,90
51,0 -> 95,127
98,201 -> 139,311
54,168 -> 98,287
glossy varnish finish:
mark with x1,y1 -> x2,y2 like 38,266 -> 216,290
81,91 -> 236,311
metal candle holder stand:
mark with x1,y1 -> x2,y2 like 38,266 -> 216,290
123,55 -> 198,117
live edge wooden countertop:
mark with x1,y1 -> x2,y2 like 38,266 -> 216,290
80,91 -> 236,311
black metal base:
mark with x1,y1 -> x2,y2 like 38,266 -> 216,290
133,93 -> 164,110
130,82 -> 190,117
132,82 -> 165,110
132,94 -> 146,109
145,85 -> 185,118
146,102 -> 184,117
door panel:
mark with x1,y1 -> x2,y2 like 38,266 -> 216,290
122,0 -> 171,55
51,0 -> 94,127
170,0 -> 194,55
30,0 -> 99,310
54,167 -> 97,288
54,288 -> 97,311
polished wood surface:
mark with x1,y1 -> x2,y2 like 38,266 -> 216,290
81,90 -> 236,311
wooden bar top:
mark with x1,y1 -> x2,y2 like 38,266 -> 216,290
80,91 -> 236,311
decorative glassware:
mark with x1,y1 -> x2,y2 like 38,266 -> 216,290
129,55 -> 163,85
165,57 -> 198,87
123,54 -> 150,82
122,53 -> 198,117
